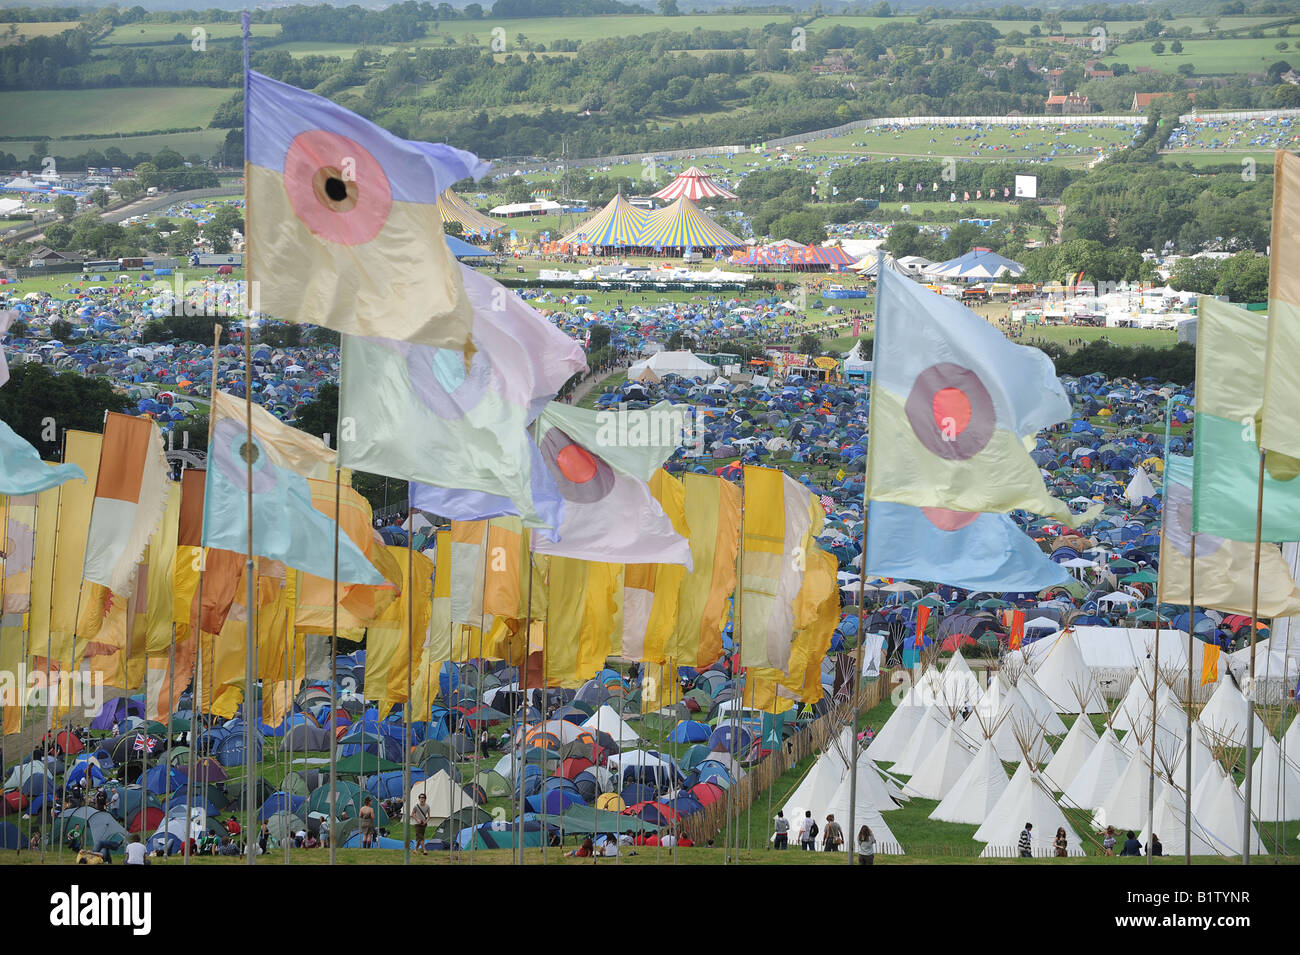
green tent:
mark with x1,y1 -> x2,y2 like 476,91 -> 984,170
558,805 -> 658,835
334,754 -> 402,774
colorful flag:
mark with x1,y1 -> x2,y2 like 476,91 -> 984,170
623,471 -> 688,664
545,556 -> 620,688
1194,296 -> 1300,541
0,309 -> 16,387
133,733 -> 156,754
914,604 -> 931,647
739,466 -> 824,673
82,412 -> 169,597
341,264 -> 585,530
1009,609 -> 1025,650
245,70 -> 489,350
202,391 -> 383,584
531,403 -> 691,566
1201,643 -> 1220,687
364,545 -> 434,718
0,419 -> 85,495
867,269 -> 1093,524
1159,455 -> 1300,616
864,500 -> 1069,591
819,494 -> 834,514
2,493 -> 37,615
666,473 -> 740,669
1260,150 -> 1300,466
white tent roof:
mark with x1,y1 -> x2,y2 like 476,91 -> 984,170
1125,468 -> 1156,503
1197,680 -> 1267,746
582,706 -> 642,745
1195,765 -> 1268,855
1138,785 -> 1223,857
627,350 -> 715,380
890,706 -> 950,777
866,699 -> 925,764
975,763 -> 1083,856
1042,714 -> 1099,792
821,769 -> 905,854
1240,734 -> 1300,822
410,770 -> 475,824
1061,727 -> 1130,811
1094,748 -> 1160,832
1171,725 -> 1217,793
903,721 -> 975,801
929,737 -> 1009,825
1029,630 -> 1108,713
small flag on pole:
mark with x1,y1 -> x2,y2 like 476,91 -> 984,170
133,733 -> 156,754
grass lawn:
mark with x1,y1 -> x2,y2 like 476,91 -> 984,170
0,88 -> 234,140
0,20 -> 80,43
6,129 -> 232,163
97,21 -> 283,45
822,314 -> 1178,355
1110,35 -> 1294,75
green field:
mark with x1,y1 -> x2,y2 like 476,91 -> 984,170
6,129 -> 232,163
0,20 -> 80,43
1110,34 -> 1293,75
0,88 -> 234,140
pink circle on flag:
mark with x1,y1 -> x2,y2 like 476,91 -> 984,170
921,506 -> 979,532
282,129 -> 393,246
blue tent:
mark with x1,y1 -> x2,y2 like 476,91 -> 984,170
0,821 -> 21,849
446,235 -> 490,258
667,721 -> 711,743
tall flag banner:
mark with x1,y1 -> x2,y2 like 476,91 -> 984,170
1194,296 -> 1300,540
1160,454 -> 1300,616
868,269 -> 1093,524
173,469 -> 244,639
1260,150 -> 1300,466
0,420 -> 85,495
366,545 -> 434,718
739,466 -> 824,672
545,556 -> 620,688
448,518 -> 524,628
2,493 -> 37,614
622,471 -> 689,665
915,604 -> 931,647
1009,609 -> 1025,650
342,264 -> 586,530
202,391 -> 383,585
666,473 -> 740,668
531,402 -> 691,566
865,500 -> 1070,591
0,309 -> 15,387
245,70 -> 489,350
412,529 -> 452,717
1201,643 -> 1221,687
82,413 -> 169,597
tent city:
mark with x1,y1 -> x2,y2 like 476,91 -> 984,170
0,0 -> 1298,880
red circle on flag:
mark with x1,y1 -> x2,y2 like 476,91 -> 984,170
904,363 -> 995,460
282,129 -> 393,246
921,506 -> 979,532
540,427 -> 614,503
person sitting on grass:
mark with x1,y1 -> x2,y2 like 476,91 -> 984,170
565,837 -> 594,858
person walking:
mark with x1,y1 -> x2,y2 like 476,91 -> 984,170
798,810 -> 816,851
773,811 -> 789,850
822,814 -> 843,852
1017,822 -> 1033,858
359,796 -> 377,849
410,793 -> 430,856
1102,825 -> 1117,856
1054,827 -> 1068,858
857,826 -> 875,866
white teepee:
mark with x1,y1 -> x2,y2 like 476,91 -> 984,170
904,721 -> 975,800
1042,714 -> 1098,793
1197,679 -> 1268,746
938,651 -> 982,710
1171,725 -> 1217,794
930,737 -> 1009,825
1240,733 -> 1300,821
890,706 -> 950,777
1013,673 -> 1069,735
1197,764 -> 1268,855
581,705 -> 642,745
974,763 -> 1083,857
1061,727 -> 1130,810
1030,630 -> 1108,713
822,771 -> 905,854
1094,747 -> 1161,833
1138,784 -> 1222,857
866,701 -> 925,764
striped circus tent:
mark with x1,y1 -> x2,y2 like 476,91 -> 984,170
559,194 -> 652,247
640,197 -> 744,251
926,247 -> 1024,280
731,242 -> 856,269
437,190 -> 501,240
650,165 -> 739,202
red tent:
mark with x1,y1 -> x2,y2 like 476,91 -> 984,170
49,729 -> 83,755
690,782 -> 725,806
555,757 -> 594,780
940,633 -> 979,652
127,806 -> 165,834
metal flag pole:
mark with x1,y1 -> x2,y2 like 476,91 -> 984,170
1243,451 -> 1266,865
403,529 -> 414,865
239,6 -> 257,868
516,539 -> 534,866
847,509 -> 870,865
327,468 -> 341,866
40,471 -> 64,865
1147,596 -> 1161,865
1186,535 -> 1195,866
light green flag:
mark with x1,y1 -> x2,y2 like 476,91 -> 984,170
1192,296 -> 1300,541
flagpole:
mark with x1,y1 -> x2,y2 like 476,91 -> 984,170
1147,590 -> 1160,865
402,525 -> 414,865
1186,534 -> 1194,866
240,6 -> 257,868
40,469 -> 62,864
1243,450 -> 1266,865
327,467 -> 340,865
724,483 -> 743,865
847,506 -> 870,865
516,537 -> 533,865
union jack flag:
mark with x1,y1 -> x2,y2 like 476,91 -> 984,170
133,733 -> 156,754
819,494 -> 834,514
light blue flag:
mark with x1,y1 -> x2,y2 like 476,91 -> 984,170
864,500 -> 1069,592
201,391 -> 383,585
408,435 -> 564,542
0,420 -> 85,495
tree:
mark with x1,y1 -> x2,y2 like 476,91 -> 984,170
90,188 -> 111,209
798,332 -> 822,355
1277,42 -> 1290,52
1151,40 -> 1165,54
116,179 -> 142,201
49,319 -> 73,341
768,211 -> 827,245
658,0 -> 679,14
43,222 -> 73,250
133,162 -> 158,190
0,363 -> 132,459
1214,251 -> 1269,303
7,319 -> 27,338
589,324 -> 612,350
55,195 -> 76,220
293,383 -> 338,448
1170,39 -> 1183,53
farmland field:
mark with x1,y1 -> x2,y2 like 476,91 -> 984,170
96,21 -> 283,45
0,20 -> 79,43
0,88 -> 234,140
1109,35 -> 1295,75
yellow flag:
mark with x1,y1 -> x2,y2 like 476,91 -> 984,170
44,431 -> 101,670
667,474 -> 740,668
547,557 -> 619,689
1201,643 -> 1221,687
624,471 -> 688,665
366,545 -> 434,718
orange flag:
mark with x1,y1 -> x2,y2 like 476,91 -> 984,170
1009,609 -> 1026,650
1201,643 -> 1221,687
914,605 -> 931,647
